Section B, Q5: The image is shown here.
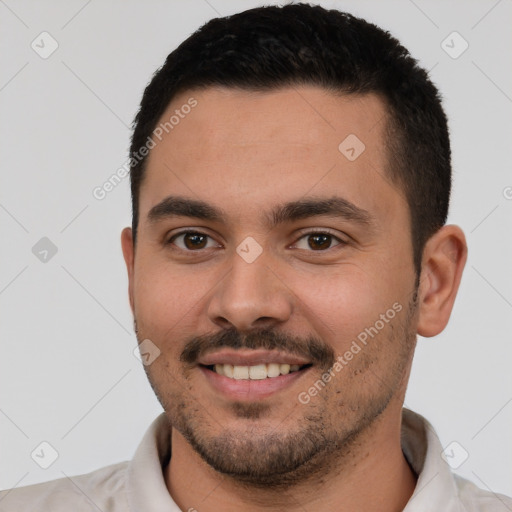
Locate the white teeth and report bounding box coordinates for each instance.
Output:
[267,363,280,378]
[224,364,234,378]
[249,364,267,380]
[212,362,305,379]
[233,365,249,380]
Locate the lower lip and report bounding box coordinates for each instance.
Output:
[200,366,311,401]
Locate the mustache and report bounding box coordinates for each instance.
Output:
[180,327,335,369]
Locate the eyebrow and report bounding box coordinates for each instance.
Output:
[147,195,373,229]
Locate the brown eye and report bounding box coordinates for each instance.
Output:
[169,231,218,251]
[308,233,332,250]
[183,233,207,249]
[294,231,343,251]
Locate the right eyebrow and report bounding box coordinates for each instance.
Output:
[147,196,226,225]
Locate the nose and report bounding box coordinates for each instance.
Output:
[206,251,294,332]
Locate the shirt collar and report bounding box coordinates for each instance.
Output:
[126,413,179,511]
[401,408,462,511]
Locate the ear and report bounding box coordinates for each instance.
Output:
[417,225,467,337]
[121,227,135,315]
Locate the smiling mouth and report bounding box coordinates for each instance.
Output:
[202,363,312,380]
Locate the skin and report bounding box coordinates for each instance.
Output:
[121,86,467,511]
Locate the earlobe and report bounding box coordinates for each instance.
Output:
[121,227,135,314]
[417,225,467,337]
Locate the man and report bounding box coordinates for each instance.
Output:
[1,3,510,511]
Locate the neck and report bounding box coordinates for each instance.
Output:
[165,404,417,512]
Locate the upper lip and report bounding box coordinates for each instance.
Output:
[198,349,311,367]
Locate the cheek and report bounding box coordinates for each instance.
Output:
[290,264,404,351]
[132,257,210,338]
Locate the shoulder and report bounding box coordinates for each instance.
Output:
[0,461,129,512]
[455,474,512,511]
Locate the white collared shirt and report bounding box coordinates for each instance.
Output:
[1,409,510,511]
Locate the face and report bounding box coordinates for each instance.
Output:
[122,86,420,486]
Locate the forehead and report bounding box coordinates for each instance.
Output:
[139,85,403,228]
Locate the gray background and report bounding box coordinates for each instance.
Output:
[1,0,511,499]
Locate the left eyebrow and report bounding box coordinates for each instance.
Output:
[266,196,373,229]
[146,195,374,229]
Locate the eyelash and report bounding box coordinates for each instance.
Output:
[166,229,347,253]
